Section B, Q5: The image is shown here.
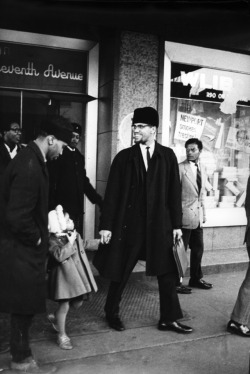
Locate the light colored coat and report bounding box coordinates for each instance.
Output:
[47,233,98,301]
[179,159,207,229]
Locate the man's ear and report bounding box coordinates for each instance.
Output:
[151,126,156,134]
[48,135,55,145]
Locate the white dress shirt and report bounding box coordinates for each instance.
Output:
[4,143,18,159]
[140,142,155,170]
[189,160,200,179]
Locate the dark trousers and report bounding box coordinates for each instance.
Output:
[104,233,183,323]
[10,314,34,363]
[182,226,204,281]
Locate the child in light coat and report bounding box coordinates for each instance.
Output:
[47,205,98,350]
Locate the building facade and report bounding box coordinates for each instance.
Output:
[1,2,250,251]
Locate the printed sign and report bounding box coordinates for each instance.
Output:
[0,42,87,93]
[200,118,220,152]
[225,126,250,153]
[174,111,206,141]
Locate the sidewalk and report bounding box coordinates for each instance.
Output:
[1,267,250,374]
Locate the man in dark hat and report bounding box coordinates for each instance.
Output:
[93,107,193,334]
[48,122,103,237]
[0,115,73,374]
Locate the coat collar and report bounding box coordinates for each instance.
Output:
[128,141,163,161]
[128,142,163,182]
[27,141,47,167]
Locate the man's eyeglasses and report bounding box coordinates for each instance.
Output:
[10,128,22,134]
[131,124,149,130]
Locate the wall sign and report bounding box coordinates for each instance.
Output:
[0,42,87,93]
[171,62,250,111]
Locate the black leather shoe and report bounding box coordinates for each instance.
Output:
[158,321,193,334]
[106,315,125,331]
[176,285,192,294]
[227,320,250,337]
[189,278,213,289]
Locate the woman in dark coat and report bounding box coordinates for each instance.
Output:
[94,106,192,334]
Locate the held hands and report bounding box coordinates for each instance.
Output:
[173,229,182,244]
[66,230,77,245]
[99,230,112,245]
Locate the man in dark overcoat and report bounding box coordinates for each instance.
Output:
[0,118,23,354]
[48,122,103,237]
[0,116,73,374]
[93,107,193,334]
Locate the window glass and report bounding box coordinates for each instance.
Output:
[0,89,21,139]
[170,63,250,210]
[0,89,86,150]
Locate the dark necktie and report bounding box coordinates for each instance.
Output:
[146,146,151,169]
[195,163,201,193]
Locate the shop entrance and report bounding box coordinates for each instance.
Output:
[0,88,95,153]
[0,31,99,239]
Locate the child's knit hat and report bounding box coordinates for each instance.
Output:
[48,205,67,234]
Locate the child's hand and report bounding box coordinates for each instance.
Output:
[67,230,77,245]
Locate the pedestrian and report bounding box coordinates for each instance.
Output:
[177,138,213,294]
[0,116,73,374]
[93,106,193,334]
[46,205,98,350]
[48,122,103,237]
[227,176,250,337]
[0,118,24,227]
[0,118,23,355]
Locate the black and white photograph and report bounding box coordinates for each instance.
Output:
[1,1,250,373]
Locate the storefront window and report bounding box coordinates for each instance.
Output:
[0,88,87,147]
[170,63,250,212]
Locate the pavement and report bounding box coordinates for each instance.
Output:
[1,248,250,374]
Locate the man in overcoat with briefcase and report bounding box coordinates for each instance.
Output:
[93,107,193,334]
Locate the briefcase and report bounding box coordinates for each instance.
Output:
[173,238,189,278]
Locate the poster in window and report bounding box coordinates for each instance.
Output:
[173,112,206,142]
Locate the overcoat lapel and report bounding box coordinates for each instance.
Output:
[200,164,206,189]
[129,144,142,184]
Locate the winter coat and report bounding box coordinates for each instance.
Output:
[47,233,98,301]
[93,142,182,282]
[48,146,103,216]
[0,141,49,314]
[0,140,23,230]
